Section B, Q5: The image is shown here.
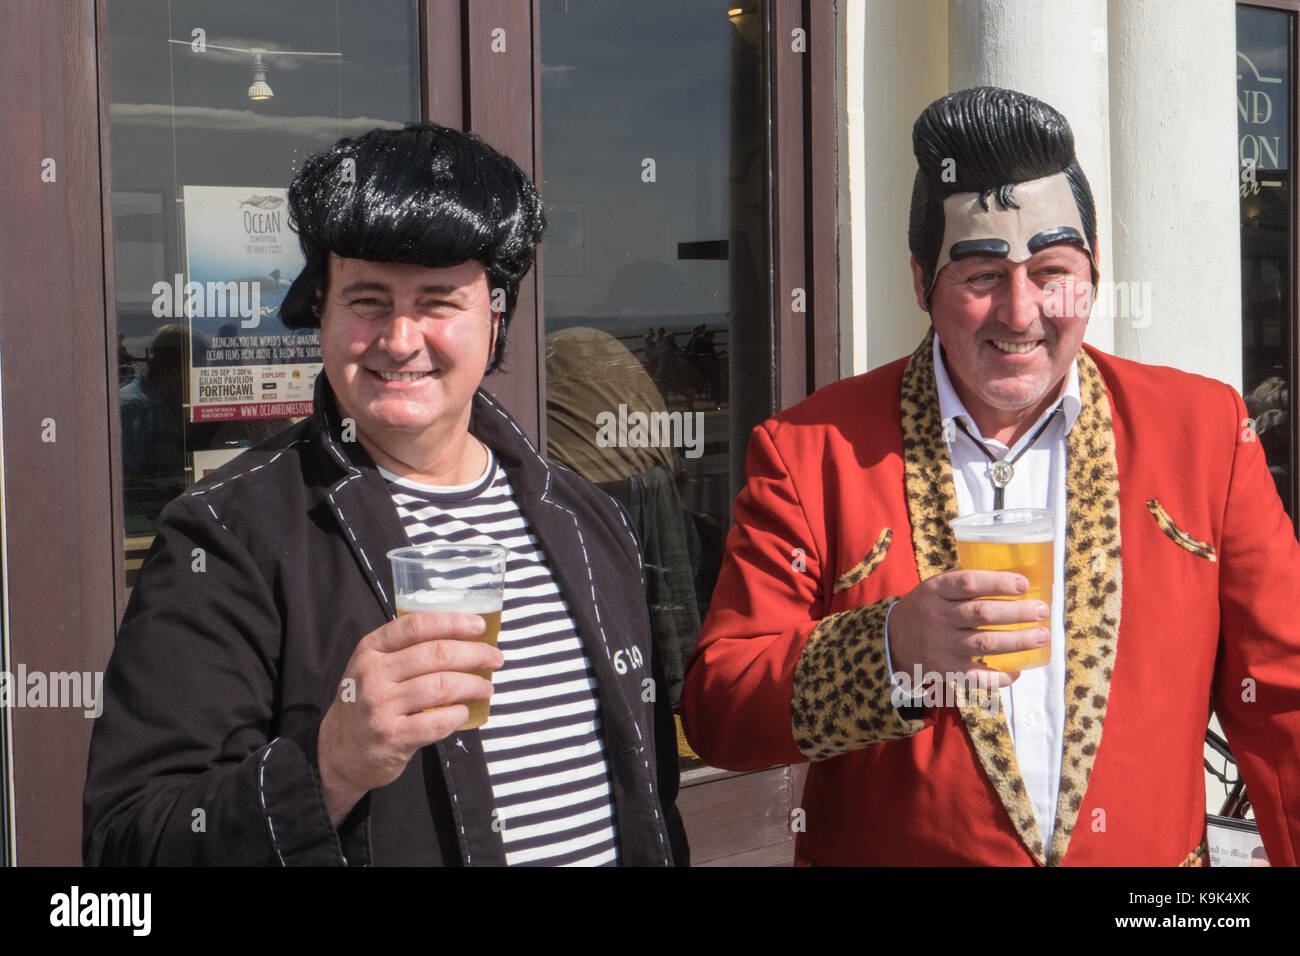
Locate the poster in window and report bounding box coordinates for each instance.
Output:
[178,185,319,423]
[1207,815,1270,867]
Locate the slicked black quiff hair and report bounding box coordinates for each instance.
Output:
[908,87,1097,303]
[280,122,545,373]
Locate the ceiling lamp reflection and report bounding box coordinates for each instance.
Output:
[248,50,273,101]
[166,38,342,104]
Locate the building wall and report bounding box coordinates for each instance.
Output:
[1109,0,1242,386]
[948,0,1116,357]
[847,0,1243,390]
[842,0,948,376]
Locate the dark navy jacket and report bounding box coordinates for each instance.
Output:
[84,376,686,866]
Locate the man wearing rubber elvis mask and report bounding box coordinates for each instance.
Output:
[682,86,1300,866]
[928,171,1096,300]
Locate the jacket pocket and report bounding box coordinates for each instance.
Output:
[833,527,893,594]
[1146,499,1216,562]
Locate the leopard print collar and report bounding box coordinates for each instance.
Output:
[900,328,1123,866]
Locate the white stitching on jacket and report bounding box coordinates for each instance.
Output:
[328,473,390,606]
[320,422,352,470]
[185,439,312,531]
[447,762,472,865]
[186,439,312,500]
[204,503,230,534]
[258,738,288,867]
[478,390,670,865]
[612,502,647,587]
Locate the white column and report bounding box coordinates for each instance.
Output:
[845,0,949,375]
[946,0,1115,355]
[1108,0,1241,388]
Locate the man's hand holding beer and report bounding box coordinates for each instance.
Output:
[317,611,505,826]
[888,569,1050,689]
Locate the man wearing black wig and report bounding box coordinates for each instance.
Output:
[682,87,1300,865]
[85,123,687,866]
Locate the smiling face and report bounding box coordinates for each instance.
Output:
[912,173,1095,444]
[318,256,496,475]
[913,243,1092,445]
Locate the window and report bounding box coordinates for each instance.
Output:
[539,0,773,759]
[106,0,421,581]
[1238,2,1298,529]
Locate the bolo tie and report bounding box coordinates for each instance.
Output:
[949,403,1063,510]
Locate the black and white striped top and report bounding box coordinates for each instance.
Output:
[380,452,620,866]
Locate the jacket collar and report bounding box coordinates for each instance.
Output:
[308,373,550,496]
[899,328,1124,866]
[932,331,1083,444]
[304,373,558,621]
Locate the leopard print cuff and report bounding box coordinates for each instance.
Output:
[792,597,926,760]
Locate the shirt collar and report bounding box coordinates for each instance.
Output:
[932,331,1082,453]
[378,448,497,497]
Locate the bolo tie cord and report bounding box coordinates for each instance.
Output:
[949,403,1063,510]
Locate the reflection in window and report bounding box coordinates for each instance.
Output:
[539,1,772,758]
[1238,4,1296,527]
[107,0,420,581]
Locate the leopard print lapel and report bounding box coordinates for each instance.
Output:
[899,329,1123,867]
[1048,343,1123,865]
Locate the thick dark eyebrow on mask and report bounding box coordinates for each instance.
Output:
[949,238,1011,261]
[1026,226,1085,254]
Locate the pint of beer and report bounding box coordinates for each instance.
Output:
[949,509,1055,672]
[388,545,507,730]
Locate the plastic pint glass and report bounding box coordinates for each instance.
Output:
[387,545,507,730]
[948,509,1055,672]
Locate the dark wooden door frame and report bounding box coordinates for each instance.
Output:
[420,0,466,127]
[803,0,840,397]
[770,0,841,409]
[463,0,545,448]
[0,0,120,866]
[772,0,811,411]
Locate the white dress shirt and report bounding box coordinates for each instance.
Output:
[885,334,1081,848]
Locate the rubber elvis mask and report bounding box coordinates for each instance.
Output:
[927,171,1097,299]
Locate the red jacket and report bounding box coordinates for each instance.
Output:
[681,332,1300,866]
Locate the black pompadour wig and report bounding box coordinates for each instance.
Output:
[280,122,545,373]
[908,87,1097,302]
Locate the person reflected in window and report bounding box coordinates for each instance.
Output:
[120,324,187,480]
[545,325,705,709]
[1246,376,1290,507]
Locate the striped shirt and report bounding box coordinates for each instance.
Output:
[381,452,620,866]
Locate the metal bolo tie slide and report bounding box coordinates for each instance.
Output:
[950,404,1063,510]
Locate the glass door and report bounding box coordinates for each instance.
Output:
[539,0,772,730]
[105,0,423,586]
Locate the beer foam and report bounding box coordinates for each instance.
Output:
[950,513,1054,543]
[396,589,502,615]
